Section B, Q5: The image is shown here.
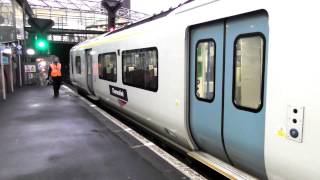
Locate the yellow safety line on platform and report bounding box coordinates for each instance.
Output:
[188,152,239,180]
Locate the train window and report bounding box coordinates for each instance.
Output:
[98,52,117,82]
[122,47,158,92]
[233,34,265,111]
[75,56,81,74]
[195,40,215,102]
[70,54,74,74]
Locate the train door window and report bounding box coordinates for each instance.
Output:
[70,54,74,74]
[195,40,215,101]
[233,34,265,111]
[122,47,158,91]
[98,52,117,82]
[75,56,81,74]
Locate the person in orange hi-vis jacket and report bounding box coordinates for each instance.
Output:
[47,57,62,97]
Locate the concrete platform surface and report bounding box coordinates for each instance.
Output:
[0,86,192,180]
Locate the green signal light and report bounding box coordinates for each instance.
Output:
[35,39,48,51]
[38,41,45,48]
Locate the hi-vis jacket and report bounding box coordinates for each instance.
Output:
[50,63,62,77]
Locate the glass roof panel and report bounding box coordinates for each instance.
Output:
[28,0,47,6]
[69,0,84,5]
[0,0,11,4]
[44,1,64,8]
[26,0,133,13]
[82,0,100,7]
[58,3,78,9]
[78,5,91,11]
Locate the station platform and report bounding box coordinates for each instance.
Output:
[0,85,204,180]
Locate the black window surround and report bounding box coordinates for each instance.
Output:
[122,47,158,92]
[98,52,117,82]
[75,56,81,74]
[194,38,216,103]
[232,32,266,113]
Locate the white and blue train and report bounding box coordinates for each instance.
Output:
[69,0,320,179]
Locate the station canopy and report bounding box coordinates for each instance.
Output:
[26,0,149,31]
[0,0,11,3]
[28,0,109,13]
[27,0,149,22]
[23,0,150,42]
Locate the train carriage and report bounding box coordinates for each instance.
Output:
[70,0,320,179]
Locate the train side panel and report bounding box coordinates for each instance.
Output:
[90,22,191,149]
[264,1,320,180]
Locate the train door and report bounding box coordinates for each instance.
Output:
[189,21,229,162]
[189,11,268,178]
[223,13,268,178]
[85,49,95,95]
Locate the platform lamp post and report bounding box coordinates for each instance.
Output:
[0,48,5,100]
[101,0,122,32]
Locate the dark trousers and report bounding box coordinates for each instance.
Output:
[52,77,62,96]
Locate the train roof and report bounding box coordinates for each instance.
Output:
[71,0,194,51]
[105,0,194,37]
[71,0,273,51]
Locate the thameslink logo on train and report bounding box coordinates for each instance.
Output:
[112,88,124,97]
[109,85,128,102]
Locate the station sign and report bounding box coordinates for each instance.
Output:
[17,45,22,50]
[25,65,36,73]
[1,56,9,65]
[17,45,23,55]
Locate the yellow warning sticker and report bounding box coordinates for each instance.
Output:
[277,128,286,138]
[175,100,180,107]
